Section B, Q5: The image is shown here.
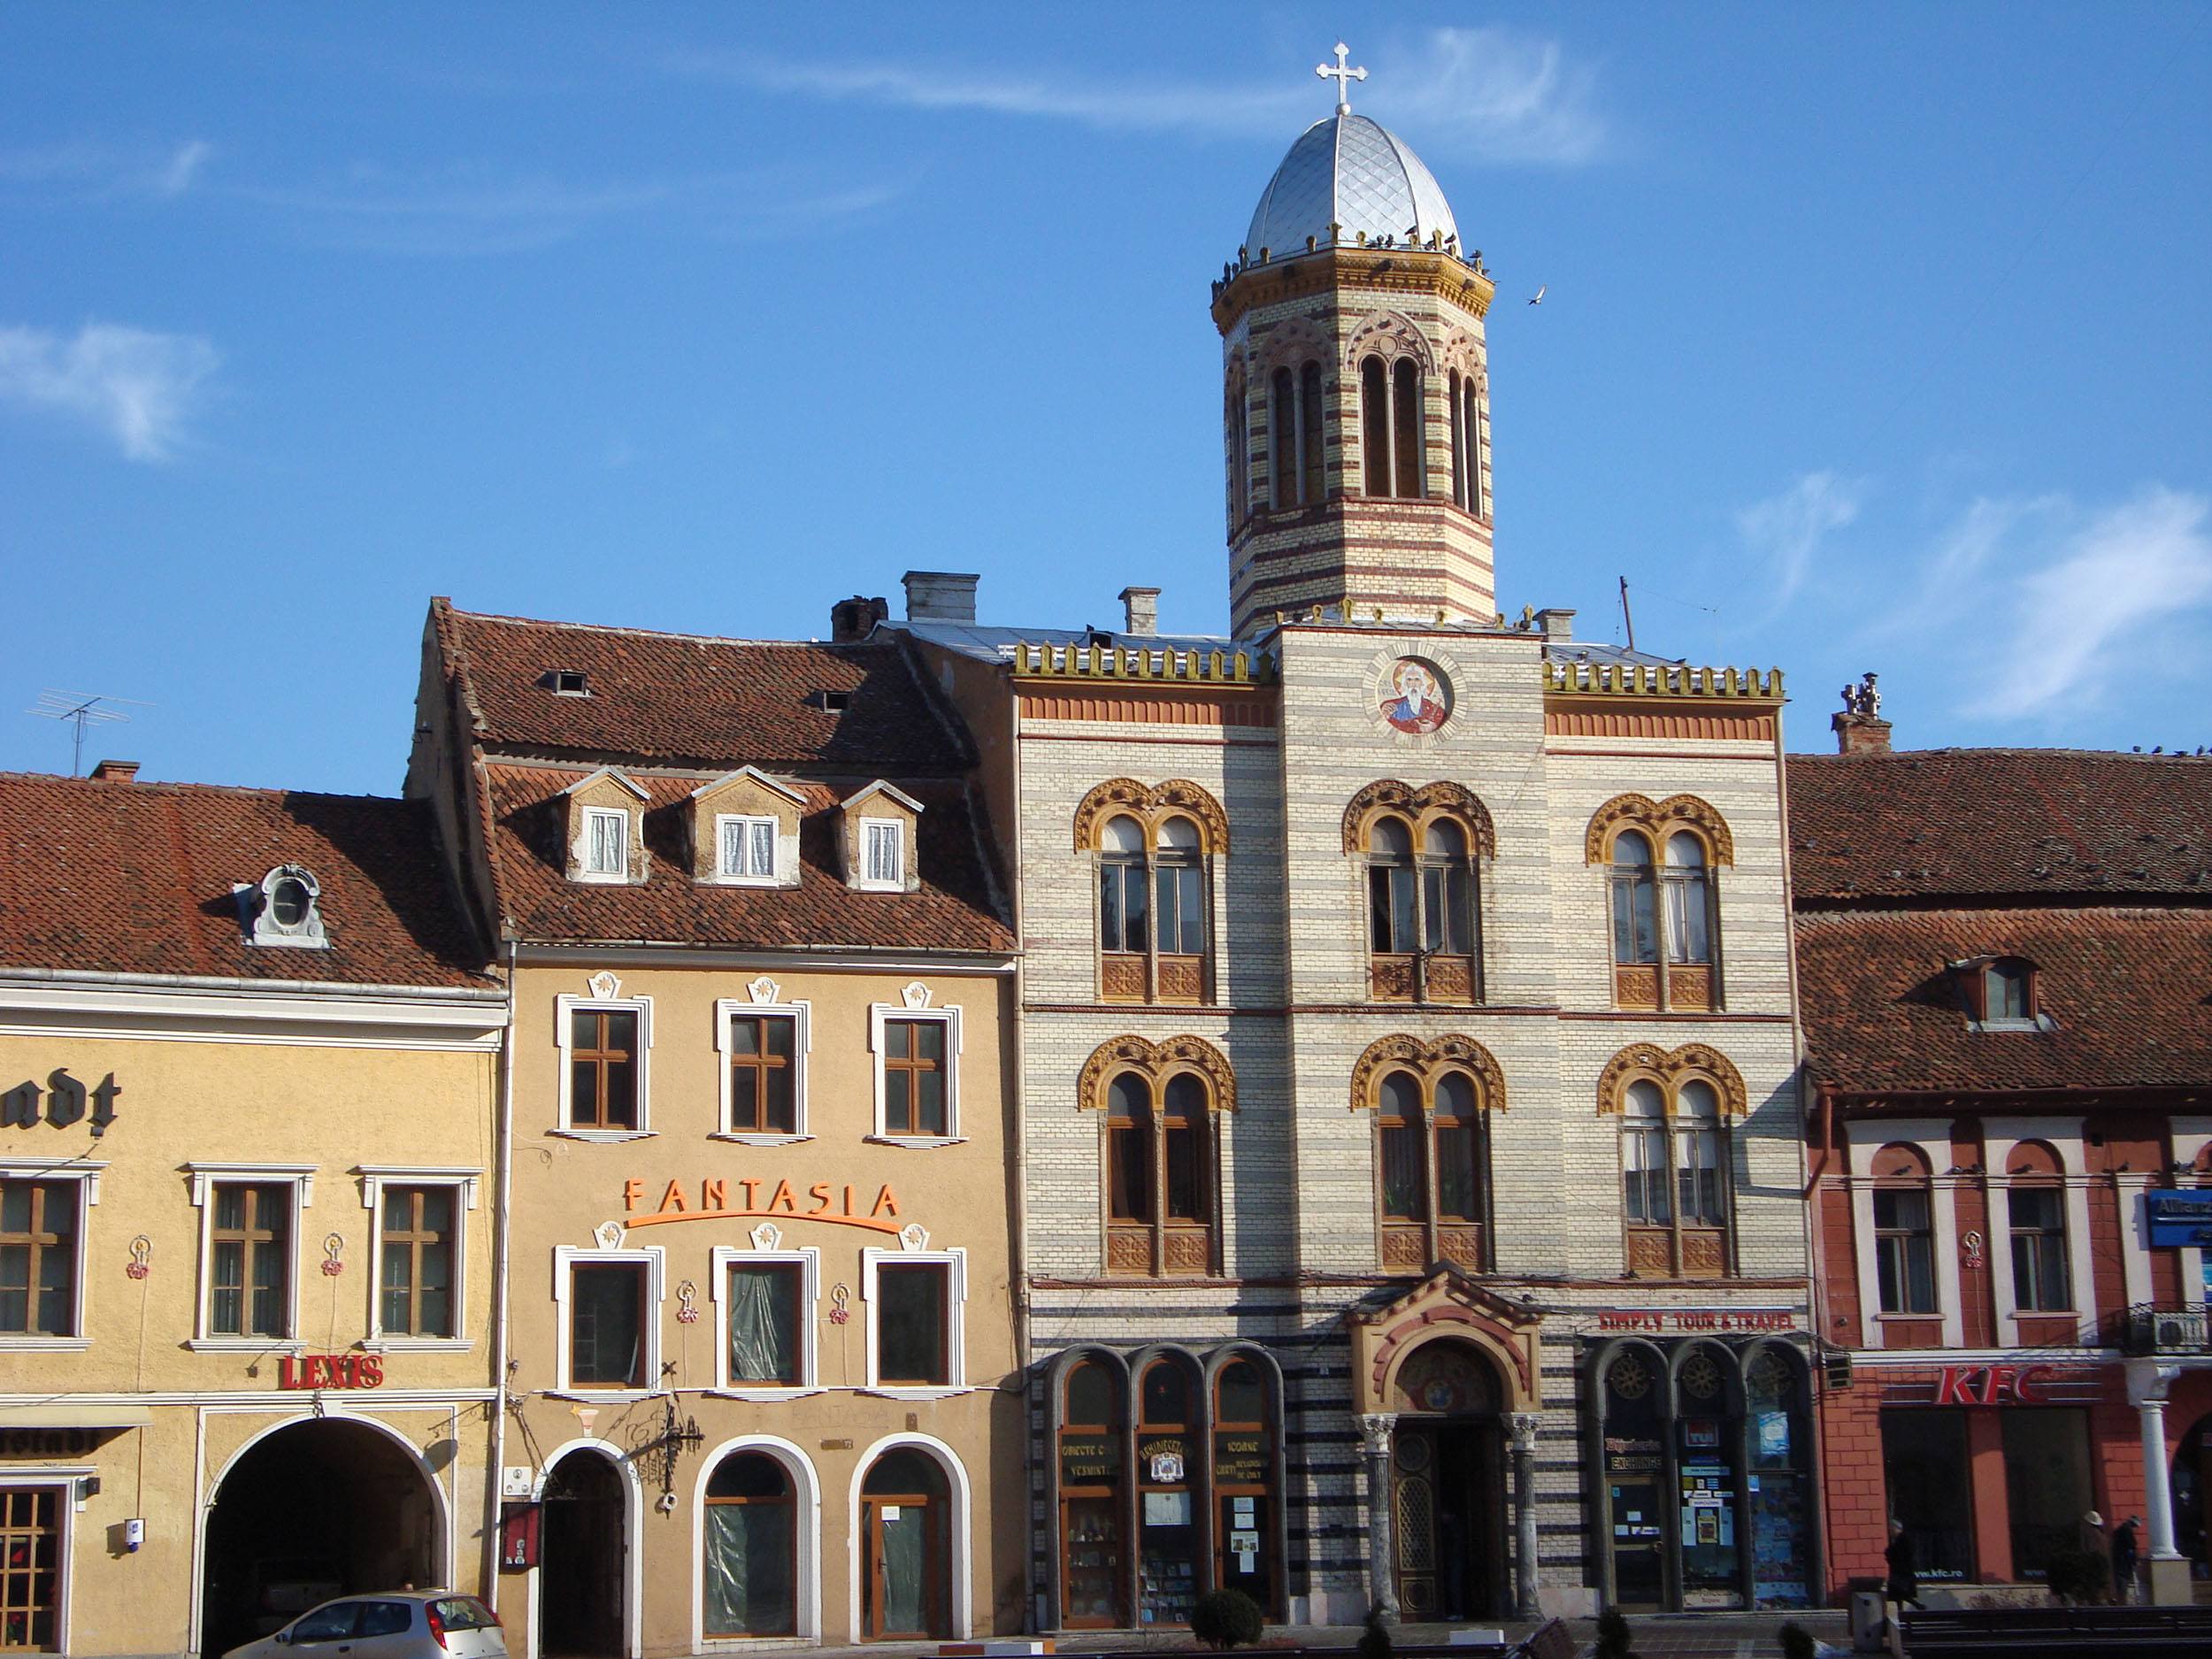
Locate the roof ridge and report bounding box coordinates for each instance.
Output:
[446,604,882,653]
[0,772,422,806]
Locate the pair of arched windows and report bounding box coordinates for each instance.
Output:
[1447,367,1483,516]
[1589,795,1732,1011]
[1374,1067,1490,1272]
[1087,1035,1233,1279]
[1360,354,1424,498]
[1268,362,1326,510]
[1080,782,1226,1006]
[1350,787,1491,1003]
[1604,1044,1744,1279]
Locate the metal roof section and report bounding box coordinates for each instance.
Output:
[1244,113,1460,259]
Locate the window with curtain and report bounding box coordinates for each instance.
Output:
[1617,1066,1737,1278]
[864,819,903,887]
[703,1453,796,1637]
[583,807,628,878]
[1674,1081,1724,1225]
[1154,818,1206,956]
[1094,806,1212,1003]
[1874,1185,1938,1315]
[1099,814,1149,956]
[1610,832,1658,966]
[1663,833,1712,964]
[1599,807,1729,1011]
[569,1261,646,1387]
[726,1262,802,1386]
[1102,1064,1217,1277]
[0,1180,75,1337]
[378,1184,455,1338]
[1621,1082,1670,1228]
[718,815,777,880]
[876,1262,951,1385]
[1361,356,1391,495]
[2009,1187,2071,1310]
[1391,359,1423,498]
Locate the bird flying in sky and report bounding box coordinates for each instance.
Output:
[1529,284,1546,305]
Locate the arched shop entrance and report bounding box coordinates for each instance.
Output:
[539,1448,628,1657]
[1591,1337,1817,1611]
[1388,1341,1509,1620]
[199,1417,442,1657]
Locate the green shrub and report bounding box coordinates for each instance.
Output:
[1355,1605,1394,1659]
[1191,1587,1264,1649]
[1778,1622,1817,1659]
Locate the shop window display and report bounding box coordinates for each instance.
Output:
[1137,1359,1201,1626]
[1878,1410,1974,1580]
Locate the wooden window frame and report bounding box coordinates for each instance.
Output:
[868,1001,963,1145]
[1102,1069,1219,1279]
[0,1480,70,1653]
[553,1243,664,1397]
[0,1164,99,1352]
[554,992,654,1141]
[861,1248,966,1395]
[358,1166,478,1348]
[1362,811,1482,1005]
[1604,824,1724,1012]
[1613,1076,1736,1280]
[1369,1067,1492,1274]
[2007,1184,2072,1312]
[1055,1358,1129,1631]
[1209,1356,1284,1622]
[713,997,811,1143]
[708,1245,819,1395]
[1872,1181,1939,1316]
[185,1164,311,1350]
[1094,812,1214,1007]
[700,1450,800,1640]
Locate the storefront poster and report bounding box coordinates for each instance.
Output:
[1755,1410,1789,1462]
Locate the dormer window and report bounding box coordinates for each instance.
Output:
[817,689,850,713]
[583,808,629,879]
[718,815,777,882]
[547,670,590,696]
[1955,955,2044,1030]
[240,864,328,949]
[863,820,903,889]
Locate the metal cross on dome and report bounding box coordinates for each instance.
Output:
[1317,42,1366,114]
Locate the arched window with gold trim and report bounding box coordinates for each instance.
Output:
[1350,784,1489,1004]
[1354,1036,1500,1273]
[1076,781,1226,1006]
[1082,1035,1233,1279]
[1600,1043,1745,1279]
[1586,795,1732,1011]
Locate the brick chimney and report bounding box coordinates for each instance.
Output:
[1832,672,1892,755]
[89,759,141,783]
[1534,607,1575,641]
[902,571,979,624]
[829,595,888,643]
[1119,586,1161,637]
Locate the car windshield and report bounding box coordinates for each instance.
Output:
[289,1604,359,1643]
[432,1597,498,1631]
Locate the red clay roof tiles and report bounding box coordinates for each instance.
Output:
[0,772,490,988]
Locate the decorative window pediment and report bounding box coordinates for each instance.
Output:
[562,769,649,884]
[841,780,924,892]
[237,864,329,949]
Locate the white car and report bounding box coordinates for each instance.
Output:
[223,1591,505,1659]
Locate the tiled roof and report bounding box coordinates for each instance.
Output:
[1796,907,2212,1095]
[482,765,1012,954]
[0,773,491,989]
[1788,749,2212,903]
[440,603,970,772]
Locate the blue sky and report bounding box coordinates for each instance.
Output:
[3,5,2208,792]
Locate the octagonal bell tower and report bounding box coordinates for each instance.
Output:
[1214,47,1498,639]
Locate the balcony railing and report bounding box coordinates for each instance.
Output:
[2123,1302,2212,1357]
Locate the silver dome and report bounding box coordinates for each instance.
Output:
[1244,113,1458,257]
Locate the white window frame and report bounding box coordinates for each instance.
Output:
[185,1164,314,1351]
[859,1246,968,1398]
[713,997,811,1145]
[580,805,632,882]
[708,1243,822,1398]
[0,1160,103,1352]
[714,813,780,886]
[357,1166,480,1350]
[552,1242,665,1400]
[867,1000,963,1146]
[1845,1122,1963,1350]
[857,818,904,891]
[1984,1116,2096,1346]
[555,991,655,1141]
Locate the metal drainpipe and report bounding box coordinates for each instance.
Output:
[483,937,518,1608]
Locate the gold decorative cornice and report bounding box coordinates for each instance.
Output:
[1077,1033,1237,1115]
[1596,1041,1750,1120]
[1010,641,1275,686]
[1544,660,1785,703]
[1348,1033,1507,1114]
[1584,792,1736,866]
[1071,778,1230,854]
[1214,248,1495,334]
[1340,780,1496,857]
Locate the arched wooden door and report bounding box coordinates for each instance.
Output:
[860,1448,950,1640]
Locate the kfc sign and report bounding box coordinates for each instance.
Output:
[1933,1363,2051,1406]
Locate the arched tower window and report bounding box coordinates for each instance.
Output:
[1392,359,1423,499]
[1225,375,1250,527]
[1463,375,1484,517]
[1360,356,1391,495]
[1299,361,1325,500]
[1269,367,1297,511]
[1083,1034,1233,1279]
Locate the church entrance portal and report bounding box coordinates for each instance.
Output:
[199,1418,441,1658]
[1389,1342,1508,1621]
[539,1449,626,1657]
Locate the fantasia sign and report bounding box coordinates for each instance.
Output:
[621,1177,906,1233]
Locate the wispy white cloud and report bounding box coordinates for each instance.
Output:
[0,137,216,198]
[1735,470,1865,612]
[0,322,220,461]
[671,27,1609,165]
[1957,487,2212,718]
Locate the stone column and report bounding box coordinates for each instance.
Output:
[1508,1412,1540,1621]
[2126,1358,2190,1605]
[1359,1413,1400,1624]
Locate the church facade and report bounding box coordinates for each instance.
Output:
[885,68,1823,1624]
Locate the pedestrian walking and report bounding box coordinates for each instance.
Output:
[2111,1515,2141,1604]
[1885,1518,1921,1612]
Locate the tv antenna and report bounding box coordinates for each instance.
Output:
[27,690,152,777]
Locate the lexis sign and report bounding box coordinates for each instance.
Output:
[1934,1363,2054,1406]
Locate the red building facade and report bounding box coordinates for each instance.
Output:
[1793,709,2212,1605]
